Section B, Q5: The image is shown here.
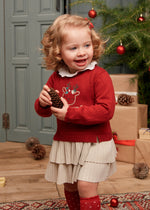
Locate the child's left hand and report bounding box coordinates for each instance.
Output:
[51,97,69,121]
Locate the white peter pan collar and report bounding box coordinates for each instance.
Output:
[58,61,97,78]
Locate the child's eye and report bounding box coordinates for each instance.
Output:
[70,47,77,50]
[85,44,90,48]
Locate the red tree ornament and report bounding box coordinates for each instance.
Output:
[137,14,145,22]
[88,8,97,18]
[110,198,119,207]
[116,43,125,55]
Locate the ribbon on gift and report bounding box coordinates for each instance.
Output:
[114,139,136,146]
[115,91,137,96]
[112,132,136,146]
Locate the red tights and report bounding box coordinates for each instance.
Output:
[64,190,80,210]
[80,195,101,210]
[64,190,101,210]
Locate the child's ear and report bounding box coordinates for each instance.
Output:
[55,45,62,59]
[56,53,62,61]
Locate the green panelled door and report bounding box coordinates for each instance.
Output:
[3,0,65,144]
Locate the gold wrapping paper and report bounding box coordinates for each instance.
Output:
[116,143,135,163]
[139,128,150,140]
[110,74,138,92]
[135,139,150,167]
[110,104,148,140]
[110,74,138,104]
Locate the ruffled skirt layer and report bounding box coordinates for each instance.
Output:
[45,139,117,185]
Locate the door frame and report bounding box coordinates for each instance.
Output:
[0,0,6,142]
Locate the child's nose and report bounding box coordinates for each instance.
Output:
[77,48,85,56]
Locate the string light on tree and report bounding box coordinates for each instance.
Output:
[116,41,125,55]
[137,14,145,22]
[88,8,97,18]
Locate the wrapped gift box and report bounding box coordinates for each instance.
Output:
[135,139,150,167]
[139,128,150,140]
[116,143,135,163]
[110,74,138,92]
[110,104,148,140]
[110,74,138,104]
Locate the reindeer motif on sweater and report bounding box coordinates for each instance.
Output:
[62,82,80,105]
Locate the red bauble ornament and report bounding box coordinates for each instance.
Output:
[110,198,119,207]
[88,8,97,18]
[137,14,145,22]
[116,43,125,55]
[149,67,150,72]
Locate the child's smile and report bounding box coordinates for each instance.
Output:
[60,27,93,74]
[74,58,88,67]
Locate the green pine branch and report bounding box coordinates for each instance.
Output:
[72,0,150,124]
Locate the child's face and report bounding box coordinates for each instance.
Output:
[60,27,93,73]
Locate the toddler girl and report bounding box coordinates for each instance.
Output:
[35,14,117,210]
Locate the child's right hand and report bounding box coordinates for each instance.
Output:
[39,85,52,107]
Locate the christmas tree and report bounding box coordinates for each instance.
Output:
[71,0,150,126]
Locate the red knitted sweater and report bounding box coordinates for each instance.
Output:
[34,65,115,143]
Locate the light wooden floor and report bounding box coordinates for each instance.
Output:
[0,141,150,203]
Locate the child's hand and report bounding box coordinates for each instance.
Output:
[39,85,52,107]
[51,97,69,121]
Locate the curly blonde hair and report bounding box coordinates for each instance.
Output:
[41,14,105,71]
